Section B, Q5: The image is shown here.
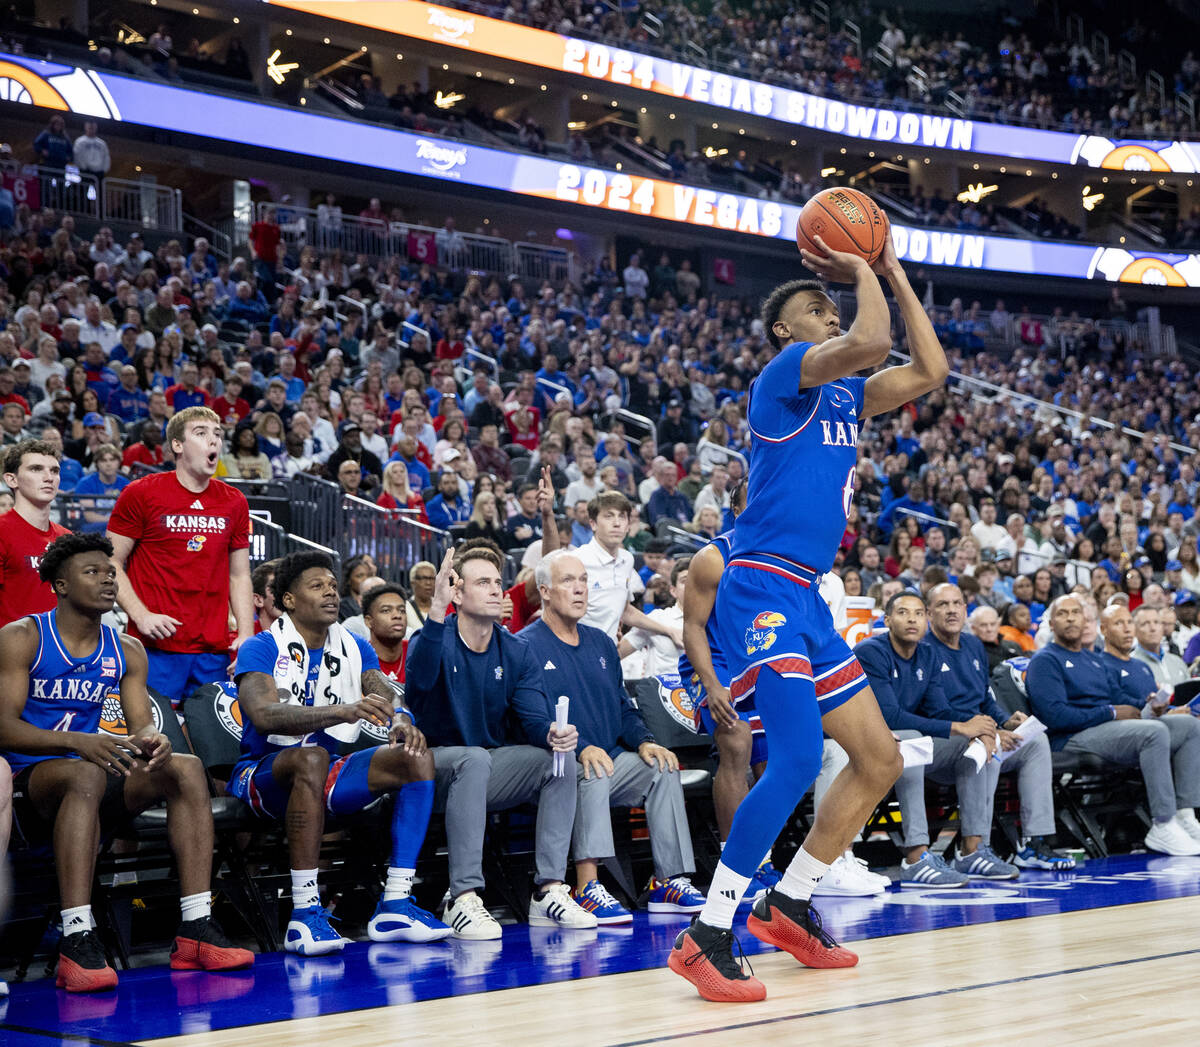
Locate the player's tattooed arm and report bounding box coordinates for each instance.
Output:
[237,671,363,735]
[361,668,413,723]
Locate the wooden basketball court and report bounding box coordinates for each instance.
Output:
[5,853,1199,1046]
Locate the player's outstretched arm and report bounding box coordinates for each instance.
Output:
[861,230,949,419]
[228,547,255,652]
[798,235,892,389]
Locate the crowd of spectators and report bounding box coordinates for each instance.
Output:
[3,164,1200,686]
[474,0,1198,139]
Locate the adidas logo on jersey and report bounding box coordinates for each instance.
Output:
[190,499,204,509]
[941,662,951,672]
[544,660,556,670]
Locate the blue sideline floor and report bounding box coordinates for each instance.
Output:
[3,853,1200,1045]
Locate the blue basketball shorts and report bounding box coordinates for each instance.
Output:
[714,553,868,717]
[228,744,374,820]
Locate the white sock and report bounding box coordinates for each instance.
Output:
[62,905,91,936]
[180,891,211,922]
[776,847,831,902]
[291,868,320,910]
[697,863,752,930]
[382,866,415,902]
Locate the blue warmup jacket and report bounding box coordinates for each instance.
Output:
[922,631,1008,724]
[519,619,652,758]
[855,634,956,738]
[405,615,553,749]
[1025,643,1118,750]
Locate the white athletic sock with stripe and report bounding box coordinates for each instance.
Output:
[383,867,415,902]
[180,891,212,922]
[62,905,91,936]
[291,869,320,910]
[697,863,752,930]
[775,847,830,902]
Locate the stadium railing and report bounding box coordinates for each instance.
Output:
[254,202,575,285]
[287,473,454,576]
[1,158,183,233]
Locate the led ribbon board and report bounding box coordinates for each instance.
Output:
[2,51,1198,285]
[267,0,1200,173]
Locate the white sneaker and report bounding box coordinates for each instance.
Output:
[845,850,892,891]
[528,882,599,929]
[1175,809,1200,844]
[1145,818,1200,856]
[812,853,887,897]
[444,891,503,940]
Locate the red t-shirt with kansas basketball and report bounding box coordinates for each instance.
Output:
[0,509,70,626]
[107,471,250,654]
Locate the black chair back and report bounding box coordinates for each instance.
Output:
[99,687,189,754]
[182,682,246,776]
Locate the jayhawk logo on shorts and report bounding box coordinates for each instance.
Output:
[744,611,786,655]
[186,534,207,552]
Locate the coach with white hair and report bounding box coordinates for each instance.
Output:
[519,549,702,923]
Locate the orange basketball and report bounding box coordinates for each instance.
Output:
[796,187,888,266]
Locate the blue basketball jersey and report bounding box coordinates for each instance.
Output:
[732,341,867,573]
[5,610,127,772]
[678,529,734,688]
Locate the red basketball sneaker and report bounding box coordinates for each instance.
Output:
[668,919,767,1002]
[170,917,256,971]
[747,890,858,969]
[56,930,119,993]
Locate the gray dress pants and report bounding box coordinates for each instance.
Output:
[571,750,695,880]
[893,731,1000,848]
[433,744,576,897]
[1064,715,1200,823]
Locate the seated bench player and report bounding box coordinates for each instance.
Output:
[0,533,254,992]
[363,583,409,682]
[231,551,450,954]
[521,549,704,923]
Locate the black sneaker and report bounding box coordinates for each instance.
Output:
[667,918,766,1002]
[56,930,118,992]
[747,890,858,968]
[171,916,255,971]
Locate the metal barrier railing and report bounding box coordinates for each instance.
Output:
[249,513,340,572]
[102,177,183,231]
[1,160,183,232]
[255,202,583,287]
[340,495,453,579]
[514,241,575,286]
[53,491,118,533]
[288,472,344,553]
[286,473,453,581]
[35,167,102,221]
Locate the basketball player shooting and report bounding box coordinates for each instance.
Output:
[669,212,949,1001]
